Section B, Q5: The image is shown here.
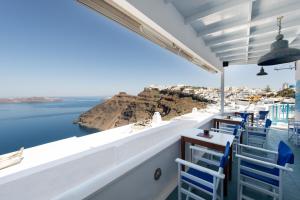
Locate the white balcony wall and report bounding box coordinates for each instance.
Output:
[0,112,216,200]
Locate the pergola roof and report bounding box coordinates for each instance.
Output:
[168,0,300,65]
[78,0,300,71]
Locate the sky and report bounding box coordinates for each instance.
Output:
[0,0,295,97]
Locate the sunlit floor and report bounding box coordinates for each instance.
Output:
[167,129,300,200]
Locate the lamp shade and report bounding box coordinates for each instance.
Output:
[258,34,300,66]
[257,67,268,76]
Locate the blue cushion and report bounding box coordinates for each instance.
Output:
[241,161,279,186]
[277,141,294,166]
[219,142,230,168]
[265,119,272,128]
[182,168,213,192]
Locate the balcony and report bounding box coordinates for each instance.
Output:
[0,110,299,200]
[1,0,299,199]
[166,127,300,200]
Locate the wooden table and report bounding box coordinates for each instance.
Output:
[213,116,244,143]
[212,116,243,129]
[180,129,235,196]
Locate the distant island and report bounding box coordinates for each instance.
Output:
[0,97,63,103]
[76,86,213,131]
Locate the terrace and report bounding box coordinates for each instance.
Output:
[0,110,298,200]
[1,0,300,200]
[166,128,300,200]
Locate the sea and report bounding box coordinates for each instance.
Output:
[0,97,103,155]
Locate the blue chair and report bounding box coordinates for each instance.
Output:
[211,125,242,153]
[258,111,269,120]
[254,111,269,125]
[175,142,230,200]
[245,119,272,148]
[236,141,294,200]
[290,120,300,145]
[239,112,250,123]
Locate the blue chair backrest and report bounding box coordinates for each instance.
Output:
[240,120,246,128]
[239,112,249,122]
[259,111,269,120]
[265,119,272,128]
[219,142,230,169]
[233,125,240,136]
[277,141,294,166]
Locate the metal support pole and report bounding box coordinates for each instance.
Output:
[221,69,225,114]
[296,61,300,121]
[287,104,289,120]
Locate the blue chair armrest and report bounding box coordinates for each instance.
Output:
[236,154,293,172]
[175,158,225,179]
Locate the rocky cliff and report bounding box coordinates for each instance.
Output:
[76,86,214,131]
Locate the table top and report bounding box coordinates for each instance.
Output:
[234,112,254,114]
[214,116,243,122]
[180,128,235,147]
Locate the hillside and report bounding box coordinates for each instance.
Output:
[76,86,213,130]
[276,88,295,98]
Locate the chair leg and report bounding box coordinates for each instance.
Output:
[237,160,241,200]
[279,187,283,200]
[279,173,283,200]
[272,188,276,200]
[178,164,182,200]
[240,182,244,200]
[292,133,296,145]
[178,186,181,200]
[220,180,224,200]
[185,186,191,200]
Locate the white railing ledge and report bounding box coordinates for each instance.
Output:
[0,112,217,200]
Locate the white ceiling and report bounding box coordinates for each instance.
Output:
[166,0,300,65]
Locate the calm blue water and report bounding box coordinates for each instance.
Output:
[0,97,103,154]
